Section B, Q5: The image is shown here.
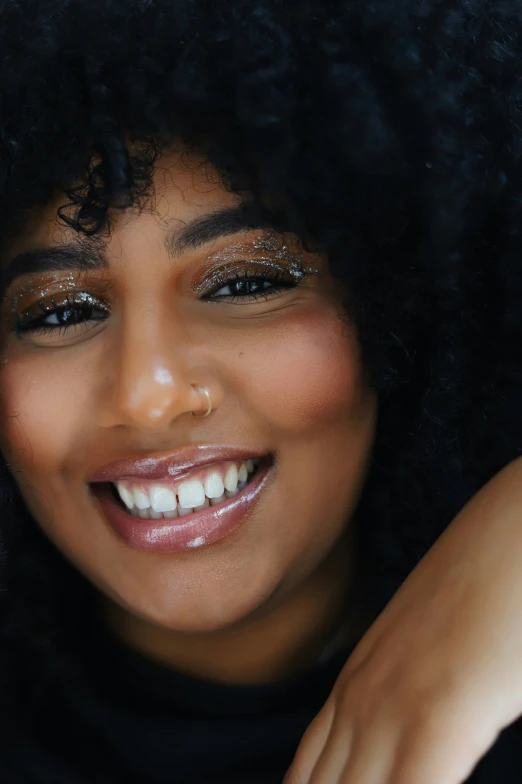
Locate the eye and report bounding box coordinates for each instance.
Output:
[14,294,109,336]
[206,271,300,301]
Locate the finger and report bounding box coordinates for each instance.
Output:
[336,724,396,784]
[306,735,353,784]
[283,698,336,784]
[305,711,355,784]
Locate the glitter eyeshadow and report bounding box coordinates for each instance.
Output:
[191,230,320,295]
[8,272,111,318]
[7,274,112,335]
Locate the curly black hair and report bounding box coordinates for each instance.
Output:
[1,0,522,740]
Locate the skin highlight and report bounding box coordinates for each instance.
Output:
[0,151,377,684]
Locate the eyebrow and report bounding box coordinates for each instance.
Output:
[165,206,260,256]
[0,206,262,299]
[0,245,106,297]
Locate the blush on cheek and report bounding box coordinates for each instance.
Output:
[242,308,363,432]
[0,356,86,485]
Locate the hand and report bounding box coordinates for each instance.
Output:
[283,457,522,784]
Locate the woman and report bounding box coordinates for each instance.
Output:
[2,1,522,782]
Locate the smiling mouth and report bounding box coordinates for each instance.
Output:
[103,455,271,521]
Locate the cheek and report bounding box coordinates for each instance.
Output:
[0,355,89,483]
[235,307,363,432]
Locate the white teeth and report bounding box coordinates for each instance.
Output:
[115,456,262,519]
[178,479,205,509]
[224,464,238,492]
[150,485,177,513]
[225,488,238,499]
[133,488,151,510]
[117,484,135,510]
[204,471,225,499]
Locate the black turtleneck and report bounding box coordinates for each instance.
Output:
[5,618,522,784]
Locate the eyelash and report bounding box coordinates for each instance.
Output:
[14,294,109,337]
[203,270,299,302]
[13,270,302,335]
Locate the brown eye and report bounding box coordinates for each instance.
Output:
[14,293,109,336]
[206,271,299,300]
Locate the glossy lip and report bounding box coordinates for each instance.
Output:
[89,445,268,483]
[92,461,272,553]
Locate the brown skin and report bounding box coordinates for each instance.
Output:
[0,151,377,684]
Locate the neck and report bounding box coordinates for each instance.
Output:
[100,531,363,686]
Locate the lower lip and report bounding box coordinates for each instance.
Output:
[92,464,272,553]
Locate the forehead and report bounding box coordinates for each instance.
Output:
[4,150,241,261]
[0,150,281,302]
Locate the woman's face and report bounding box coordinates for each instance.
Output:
[0,151,377,633]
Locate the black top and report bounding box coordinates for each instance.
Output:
[5,620,522,784]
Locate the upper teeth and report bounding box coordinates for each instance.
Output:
[114,459,258,515]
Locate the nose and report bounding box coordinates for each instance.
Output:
[97,308,210,431]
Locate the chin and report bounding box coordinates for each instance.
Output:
[114,575,277,635]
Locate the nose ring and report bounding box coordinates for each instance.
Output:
[191,385,213,418]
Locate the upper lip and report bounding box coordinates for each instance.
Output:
[89,445,267,483]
